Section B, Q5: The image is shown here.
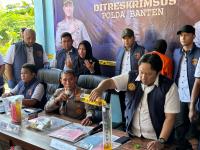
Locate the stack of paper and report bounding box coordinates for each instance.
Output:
[48,123,94,143]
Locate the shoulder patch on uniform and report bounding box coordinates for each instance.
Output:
[127,82,136,91]
[192,58,198,65]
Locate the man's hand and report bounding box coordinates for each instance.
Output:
[54,92,70,104]
[2,93,12,98]
[89,88,103,102]
[81,117,92,126]
[189,105,198,122]
[147,140,164,150]
[65,57,73,69]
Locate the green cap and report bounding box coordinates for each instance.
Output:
[121,28,134,38]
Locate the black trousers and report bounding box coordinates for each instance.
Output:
[118,91,126,123]
[0,88,4,96]
[175,102,200,149]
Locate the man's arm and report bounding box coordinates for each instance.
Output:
[23,99,38,107]
[5,64,16,88]
[89,78,117,101]
[0,64,5,77]
[159,113,176,140]
[147,113,176,150]
[189,78,200,122]
[5,64,13,80]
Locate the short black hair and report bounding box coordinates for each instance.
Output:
[22,63,37,74]
[138,53,163,73]
[61,32,72,40]
[154,39,167,54]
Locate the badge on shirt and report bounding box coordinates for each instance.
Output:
[35,51,43,57]
[75,108,82,114]
[127,83,136,91]
[134,53,141,60]
[28,89,33,96]
[192,58,198,65]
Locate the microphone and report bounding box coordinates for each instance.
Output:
[65,89,72,97]
[60,89,72,115]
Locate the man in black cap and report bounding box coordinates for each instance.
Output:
[115,28,145,128]
[173,25,200,149]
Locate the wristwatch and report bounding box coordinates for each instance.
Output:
[157,138,166,144]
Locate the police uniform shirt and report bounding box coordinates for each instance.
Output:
[177,52,190,102]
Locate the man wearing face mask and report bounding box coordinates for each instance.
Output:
[4,28,49,89]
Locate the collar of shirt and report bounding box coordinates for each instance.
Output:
[26,46,33,51]
[135,75,159,91]
[65,49,73,54]
[182,48,191,56]
[124,47,131,51]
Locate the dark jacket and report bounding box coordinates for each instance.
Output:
[173,44,200,93]
[72,40,101,77]
[115,42,145,75]
[56,47,77,70]
[72,56,101,77]
[16,78,47,109]
[125,71,174,143]
[13,41,44,83]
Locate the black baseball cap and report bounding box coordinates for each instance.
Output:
[177,25,195,35]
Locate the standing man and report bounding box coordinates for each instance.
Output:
[189,58,200,150]
[4,28,49,89]
[189,57,200,120]
[55,0,91,49]
[52,32,77,70]
[115,28,145,76]
[115,28,145,125]
[173,25,200,149]
[90,53,180,149]
[151,39,173,79]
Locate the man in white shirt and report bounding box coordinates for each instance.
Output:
[4,28,48,89]
[115,28,145,126]
[89,53,180,150]
[173,25,200,149]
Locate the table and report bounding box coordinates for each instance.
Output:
[0,113,176,150]
[115,134,176,150]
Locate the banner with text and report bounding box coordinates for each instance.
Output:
[53,0,200,63]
